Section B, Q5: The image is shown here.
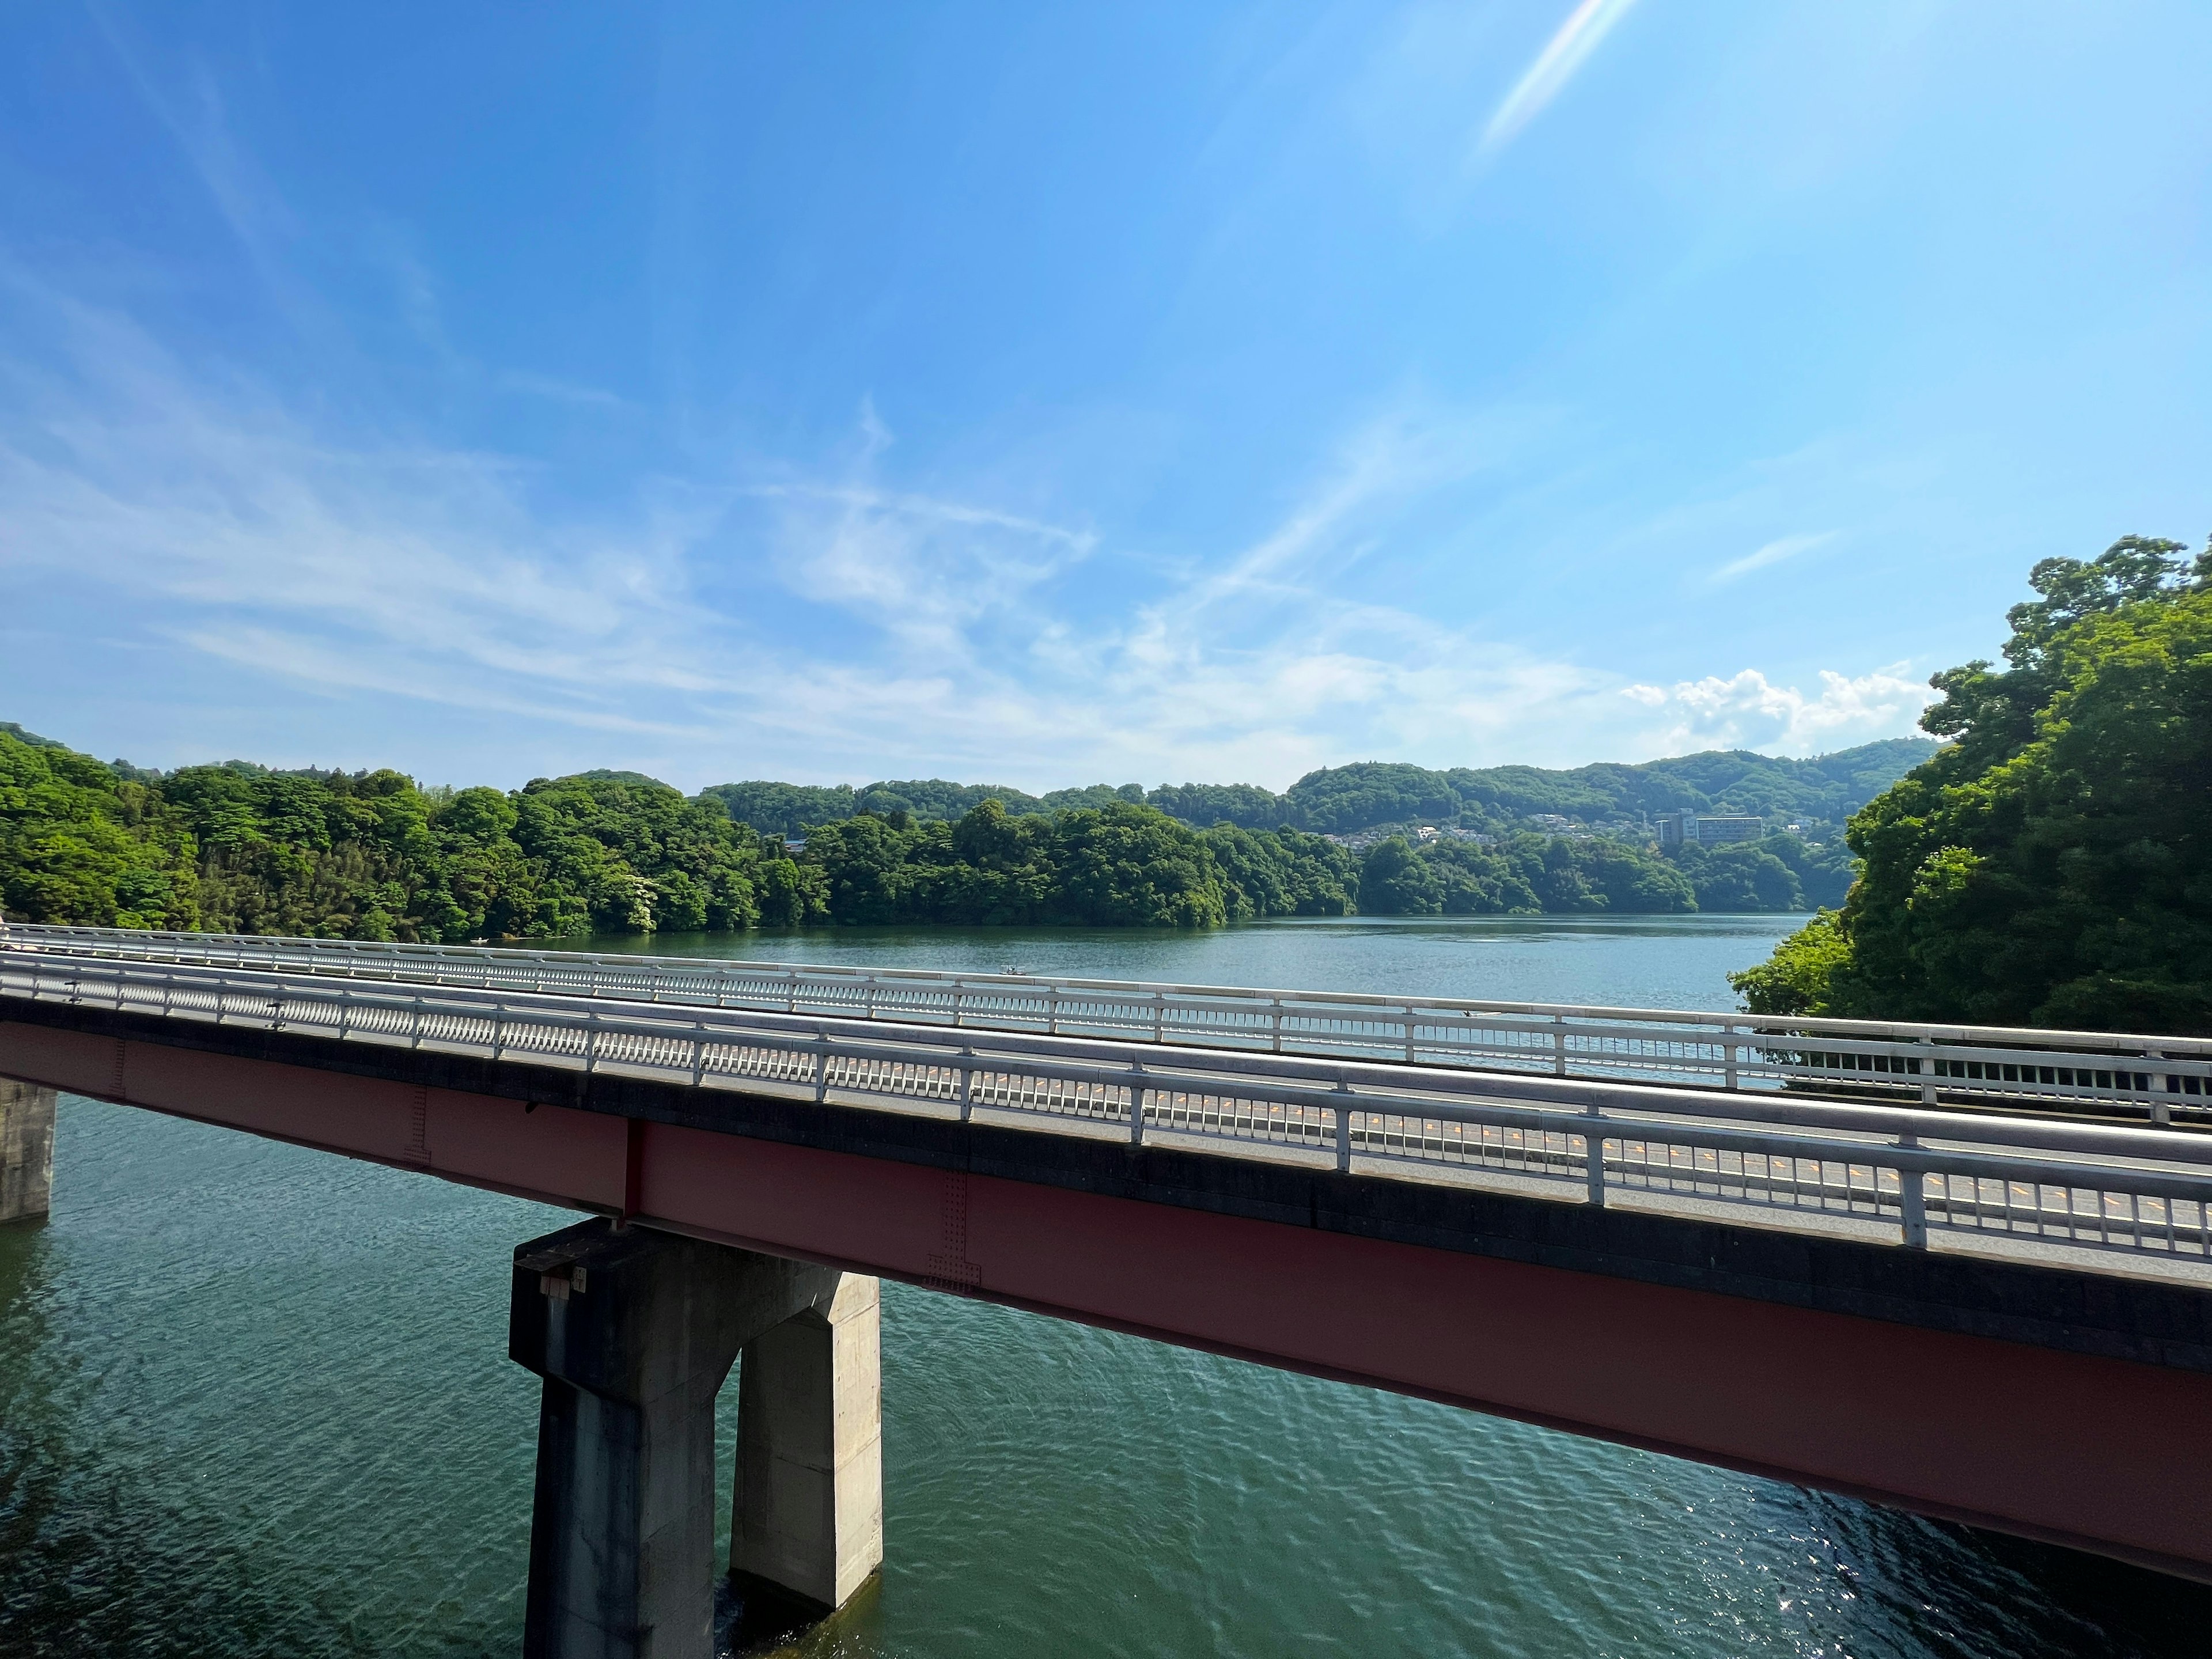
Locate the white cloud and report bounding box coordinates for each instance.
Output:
[1475,0,1642,162]
[0,272,1932,791]
[1621,664,1934,754]
[1710,530,1836,584]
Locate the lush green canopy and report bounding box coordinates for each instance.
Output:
[1733,537,2212,1033]
[798,800,1355,927]
[702,741,1932,839]
[0,735,819,941]
[5,723,1856,941]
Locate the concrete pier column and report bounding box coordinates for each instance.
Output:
[732,1274,884,1615]
[0,1082,55,1225]
[508,1219,882,1659]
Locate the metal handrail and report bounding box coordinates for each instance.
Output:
[9,948,2212,1269]
[5,921,2211,1120]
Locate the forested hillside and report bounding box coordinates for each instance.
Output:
[704,740,1934,838]
[0,731,824,939]
[4,721,1873,940]
[0,730,1359,937]
[1733,537,2212,1032]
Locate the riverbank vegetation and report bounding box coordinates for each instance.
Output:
[1732,537,2212,1033]
[3,721,1904,940]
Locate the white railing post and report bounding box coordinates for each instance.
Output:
[1046,986,1059,1036]
[1153,993,1165,1044]
[959,1051,975,1122]
[690,1022,707,1088]
[1723,1025,1740,1091]
[815,1039,832,1103]
[1897,1131,1928,1247]
[1584,1097,1607,1207]
[1270,1000,1283,1054]
[411,995,425,1050]
[1128,1064,1146,1146]
[1335,1082,1353,1173]
[953,983,966,1028]
[1919,1036,1938,1105]
[1552,1014,1568,1077]
[786,968,798,1014]
[584,1013,599,1074]
[1404,1009,1416,1066]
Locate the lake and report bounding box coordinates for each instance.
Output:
[2,915,2203,1657]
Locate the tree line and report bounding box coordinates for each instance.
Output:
[702,740,1934,839]
[2,726,1846,940]
[1732,536,2212,1033]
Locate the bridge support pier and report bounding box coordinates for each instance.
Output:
[509,1219,882,1659]
[731,1274,883,1616]
[0,1081,54,1225]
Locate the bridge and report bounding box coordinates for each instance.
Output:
[5,922,2212,1655]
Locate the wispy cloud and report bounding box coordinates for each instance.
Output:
[1710,529,1836,584]
[0,269,1929,787]
[1475,0,1641,161]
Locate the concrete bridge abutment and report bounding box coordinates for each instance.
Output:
[509,1218,882,1659]
[0,1080,54,1224]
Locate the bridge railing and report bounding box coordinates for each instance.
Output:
[6,921,2212,1120]
[9,948,2212,1272]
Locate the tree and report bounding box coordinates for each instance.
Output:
[1732,537,2212,1032]
[1357,838,1444,915]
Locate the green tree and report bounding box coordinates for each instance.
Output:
[1732,537,2212,1031]
[1046,802,1226,927]
[1357,838,1444,915]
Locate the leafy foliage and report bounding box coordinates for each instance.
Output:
[0,733,816,941]
[1164,740,1933,835]
[798,800,1355,927]
[7,719,1865,941]
[1731,537,2212,1032]
[701,741,1932,839]
[1356,834,1696,915]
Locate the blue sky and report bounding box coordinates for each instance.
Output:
[2,2,2207,791]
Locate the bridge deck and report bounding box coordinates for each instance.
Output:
[5,930,2211,1581]
[13,921,2212,1120]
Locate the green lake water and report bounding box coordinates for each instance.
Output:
[2,915,2205,1657]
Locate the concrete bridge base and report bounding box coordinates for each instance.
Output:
[1,1081,54,1224]
[732,1274,884,1616]
[509,1219,882,1659]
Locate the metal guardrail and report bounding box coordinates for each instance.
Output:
[6,922,2211,1121]
[7,944,2212,1273]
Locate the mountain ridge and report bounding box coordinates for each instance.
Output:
[700,738,1941,838]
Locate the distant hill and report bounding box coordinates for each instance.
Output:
[700,739,1941,837]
